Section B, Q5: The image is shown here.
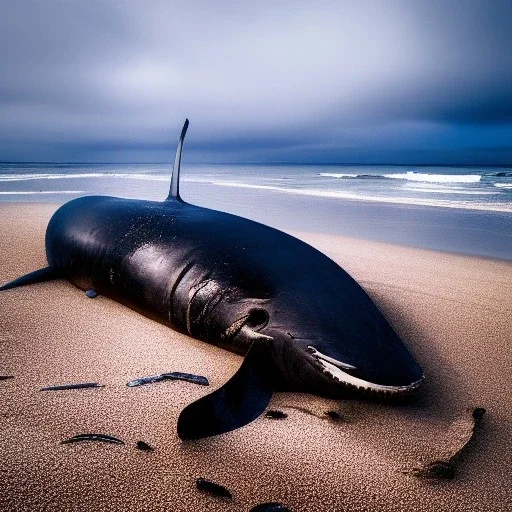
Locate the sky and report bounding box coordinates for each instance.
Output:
[1,0,511,165]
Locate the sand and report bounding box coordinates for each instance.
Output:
[0,202,511,511]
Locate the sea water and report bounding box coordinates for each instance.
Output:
[0,163,511,259]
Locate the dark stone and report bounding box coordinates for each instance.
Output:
[250,503,291,512]
[325,410,342,420]
[265,410,288,419]
[195,478,232,498]
[136,441,154,451]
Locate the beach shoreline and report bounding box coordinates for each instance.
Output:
[1,202,511,511]
[1,162,512,260]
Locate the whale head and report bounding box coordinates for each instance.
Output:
[266,326,423,399]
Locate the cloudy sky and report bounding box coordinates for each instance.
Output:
[1,0,511,164]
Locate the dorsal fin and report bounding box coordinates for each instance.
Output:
[166,118,189,201]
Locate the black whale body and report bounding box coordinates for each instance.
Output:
[47,194,420,393]
[1,120,423,439]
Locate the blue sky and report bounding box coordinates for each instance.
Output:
[1,0,511,164]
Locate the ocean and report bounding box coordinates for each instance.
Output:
[1,163,511,260]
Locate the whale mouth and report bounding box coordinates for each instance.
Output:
[307,346,423,396]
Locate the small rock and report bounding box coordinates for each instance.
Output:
[250,502,291,512]
[195,478,232,498]
[325,410,342,420]
[265,410,288,419]
[136,441,154,451]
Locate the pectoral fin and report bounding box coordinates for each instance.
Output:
[177,341,274,440]
[0,266,58,291]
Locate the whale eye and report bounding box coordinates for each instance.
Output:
[246,308,269,330]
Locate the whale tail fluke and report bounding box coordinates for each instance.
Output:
[0,266,59,291]
[177,341,274,440]
[166,118,189,202]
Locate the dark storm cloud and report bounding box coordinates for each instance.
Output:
[0,0,511,163]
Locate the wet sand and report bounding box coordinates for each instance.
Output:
[0,202,511,511]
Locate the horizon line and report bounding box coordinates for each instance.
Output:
[1,161,511,168]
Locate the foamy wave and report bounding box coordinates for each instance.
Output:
[319,171,481,183]
[213,181,512,213]
[385,171,481,183]
[318,173,360,178]
[0,190,84,195]
[486,171,512,178]
[495,183,512,189]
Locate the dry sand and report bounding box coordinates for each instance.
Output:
[0,202,511,511]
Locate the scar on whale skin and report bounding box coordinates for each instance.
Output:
[406,407,486,479]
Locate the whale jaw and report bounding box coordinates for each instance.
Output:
[307,346,423,397]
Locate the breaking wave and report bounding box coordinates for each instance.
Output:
[485,171,512,178]
[319,171,481,183]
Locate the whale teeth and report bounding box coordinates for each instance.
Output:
[241,325,274,341]
[307,346,357,371]
[308,346,422,396]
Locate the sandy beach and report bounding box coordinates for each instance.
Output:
[0,202,511,511]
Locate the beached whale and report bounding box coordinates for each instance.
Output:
[0,120,423,439]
